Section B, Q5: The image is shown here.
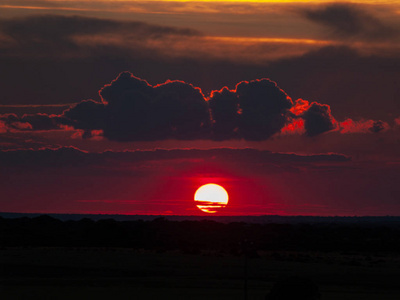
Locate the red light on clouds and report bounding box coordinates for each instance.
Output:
[290,99,310,116]
[339,118,390,134]
[281,119,305,135]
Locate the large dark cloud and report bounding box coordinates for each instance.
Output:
[236,79,293,140]
[208,79,293,141]
[62,73,300,141]
[208,88,240,140]
[0,72,352,140]
[6,69,397,141]
[152,80,211,139]
[94,72,211,141]
[303,4,398,41]
[302,103,337,137]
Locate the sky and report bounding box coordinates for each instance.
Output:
[0,0,400,216]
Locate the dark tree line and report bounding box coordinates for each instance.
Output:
[1,215,400,253]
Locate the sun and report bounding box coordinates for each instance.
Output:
[194,183,229,213]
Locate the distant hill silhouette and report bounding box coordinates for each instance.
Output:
[1,215,400,252]
[2,212,400,223]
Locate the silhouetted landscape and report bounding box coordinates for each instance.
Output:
[1,214,400,299]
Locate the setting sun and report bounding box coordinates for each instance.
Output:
[194,183,229,213]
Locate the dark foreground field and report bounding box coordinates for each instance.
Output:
[1,215,400,299]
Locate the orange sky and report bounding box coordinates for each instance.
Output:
[2,0,399,14]
[3,0,397,66]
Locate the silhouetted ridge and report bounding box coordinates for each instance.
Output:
[1,215,400,253]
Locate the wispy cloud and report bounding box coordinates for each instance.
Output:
[302,3,399,41]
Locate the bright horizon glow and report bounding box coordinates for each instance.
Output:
[194,183,229,214]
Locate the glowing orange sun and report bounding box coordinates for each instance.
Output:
[194,183,229,213]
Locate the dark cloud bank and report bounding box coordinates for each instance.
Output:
[1,72,343,141]
[0,146,350,169]
[0,14,399,123]
[2,70,393,142]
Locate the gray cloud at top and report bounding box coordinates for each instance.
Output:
[302,4,398,41]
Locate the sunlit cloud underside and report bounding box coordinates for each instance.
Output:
[196,203,227,214]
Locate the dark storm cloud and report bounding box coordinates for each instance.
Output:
[152,80,211,139]
[62,73,300,141]
[302,103,337,137]
[95,72,211,141]
[5,70,388,141]
[303,4,398,40]
[208,79,293,141]
[208,87,240,140]
[3,69,396,140]
[236,79,293,140]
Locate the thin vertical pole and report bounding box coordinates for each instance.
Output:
[244,252,248,300]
